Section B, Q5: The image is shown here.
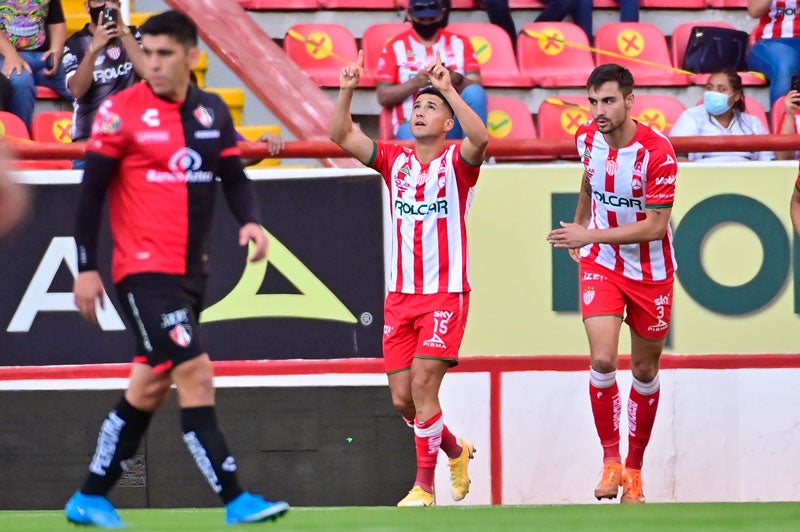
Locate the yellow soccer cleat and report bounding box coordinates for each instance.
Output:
[448,438,476,501]
[594,460,623,500]
[621,468,646,504]
[397,485,436,507]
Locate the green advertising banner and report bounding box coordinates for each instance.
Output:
[463,162,800,355]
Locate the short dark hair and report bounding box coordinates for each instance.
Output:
[586,64,634,97]
[140,10,198,48]
[713,69,746,113]
[415,86,454,117]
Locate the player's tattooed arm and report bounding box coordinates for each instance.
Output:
[581,170,592,196]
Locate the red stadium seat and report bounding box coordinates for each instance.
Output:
[238,0,320,9]
[771,95,787,134]
[671,22,765,86]
[0,111,31,140]
[36,86,62,99]
[536,96,590,159]
[320,0,394,7]
[362,23,411,82]
[640,0,705,7]
[518,22,595,87]
[706,0,747,7]
[283,23,373,87]
[32,111,74,144]
[446,23,533,87]
[594,22,690,86]
[631,95,686,136]
[487,96,554,161]
[508,1,545,6]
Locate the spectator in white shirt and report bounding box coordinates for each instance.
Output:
[670,70,774,162]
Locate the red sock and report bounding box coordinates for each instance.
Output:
[590,381,621,462]
[626,381,660,470]
[413,411,443,493]
[439,423,462,459]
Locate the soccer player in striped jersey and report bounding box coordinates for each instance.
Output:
[546,64,678,505]
[331,49,488,507]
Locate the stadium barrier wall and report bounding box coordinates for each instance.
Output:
[2,163,800,506]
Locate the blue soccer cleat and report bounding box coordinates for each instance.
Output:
[65,491,124,528]
[225,492,289,525]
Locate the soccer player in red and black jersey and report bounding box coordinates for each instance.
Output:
[332,50,488,507]
[64,11,288,527]
[547,64,678,505]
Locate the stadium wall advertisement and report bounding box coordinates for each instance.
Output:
[2,165,800,507]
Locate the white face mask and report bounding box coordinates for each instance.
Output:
[703,91,732,116]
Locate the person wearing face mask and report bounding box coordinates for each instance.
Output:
[670,70,774,162]
[376,0,487,140]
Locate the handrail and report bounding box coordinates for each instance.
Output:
[7,135,800,161]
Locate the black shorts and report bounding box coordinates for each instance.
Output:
[115,273,207,373]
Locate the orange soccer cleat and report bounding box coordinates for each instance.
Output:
[621,468,646,504]
[594,461,623,500]
[397,485,436,507]
[448,438,476,501]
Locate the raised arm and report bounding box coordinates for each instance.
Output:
[427,51,488,164]
[329,50,376,165]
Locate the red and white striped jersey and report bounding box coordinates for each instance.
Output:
[376,28,480,136]
[753,1,800,40]
[575,120,678,282]
[368,141,481,294]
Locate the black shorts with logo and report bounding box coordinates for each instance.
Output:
[115,273,207,373]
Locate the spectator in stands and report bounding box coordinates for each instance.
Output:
[670,70,774,162]
[63,1,146,168]
[534,0,639,43]
[0,0,72,131]
[776,87,800,160]
[441,0,517,49]
[747,0,800,106]
[378,0,487,140]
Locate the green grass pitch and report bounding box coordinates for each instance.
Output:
[1,503,799,532]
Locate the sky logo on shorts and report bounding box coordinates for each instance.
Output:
[169,323,193,347]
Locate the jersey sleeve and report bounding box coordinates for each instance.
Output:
[645,137,677,209]
[454,145,481,186]
[86,97,128,159]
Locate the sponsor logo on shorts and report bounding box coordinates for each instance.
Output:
[423,310,453,349]
[583,287,595,305]
[647,293,670,333]
[383,325,394,336]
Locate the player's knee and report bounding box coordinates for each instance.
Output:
[590,356,618,374]
[631,363,659,383]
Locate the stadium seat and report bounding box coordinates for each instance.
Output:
[362,23,411,82]
[770,95,787,134]
[319,0,394,7]
[508,1,546,7]
[536,96,590,159]
[0,111,31,140]
[594,22,690,86]
[378,107,394,141]
[487,96,554,161]
[283,23,371,87]
[631,95,686,135]
[517,22,595,87]
[26,111,74,169]
[35,86,62,100]
[706,0,747,7]
[238,0,320,9]
[193,51,208,88]
[236,125,283,167]
[670,22,765,86]
[640,0,705,7]
[32,111,73,144]
[446,23,533,87]
[397,0,475,7]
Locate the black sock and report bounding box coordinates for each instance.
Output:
[180,406,243,504]
[81,396,152,496]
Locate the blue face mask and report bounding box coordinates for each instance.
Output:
[703,91,732,116]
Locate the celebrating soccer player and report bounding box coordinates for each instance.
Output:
[546,64,678,504]
[331,49,488,507]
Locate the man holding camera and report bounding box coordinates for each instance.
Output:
[64,0,146,165]
[0,0,72,131]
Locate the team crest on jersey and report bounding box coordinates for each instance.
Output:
[583,287,595,305]
[193,105,214,128]
[106,45,121,60]
[606,159,618,176]
[416,169,428,186]
[169,323,193,347]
